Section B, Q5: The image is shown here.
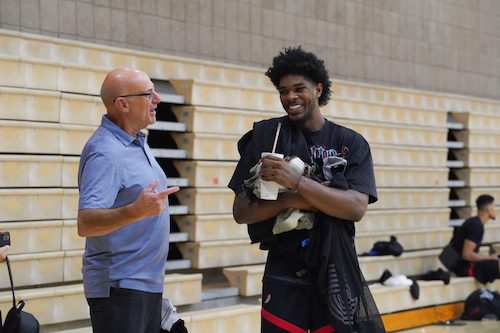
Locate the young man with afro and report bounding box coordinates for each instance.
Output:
[229,47,385,333]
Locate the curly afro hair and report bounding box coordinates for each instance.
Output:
[265,46,332,106]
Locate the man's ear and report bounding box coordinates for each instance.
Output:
[315,83,323,99]
[115,98,129,112]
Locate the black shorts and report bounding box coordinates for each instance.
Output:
[261,250,335,333]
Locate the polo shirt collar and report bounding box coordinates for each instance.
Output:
[101,115,145,146]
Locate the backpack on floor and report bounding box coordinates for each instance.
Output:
[0,257,40,333]
[462,288,500,320]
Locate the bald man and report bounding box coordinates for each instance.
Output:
[77,68,179,333]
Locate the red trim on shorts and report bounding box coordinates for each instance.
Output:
[261,307,307,333]
[312,324,336,333]
[468,262,476,276]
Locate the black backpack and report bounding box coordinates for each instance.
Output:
[462,288,500,320]
[0,257,39,333]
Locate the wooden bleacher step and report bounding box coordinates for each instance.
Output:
[0,86,61,122]
[169,79,452,127]
[177,188,451,215]
[355,228,452,253]
[175,214,248,242]
[170,132,448,166]
[4,30,500,120]
[453,148,500,167]
[447,179,466,188]
[0,155,65,187]
[148,121,187,132]
[174,208,453,242]
[171,105,448,147]
[451,111,500,132]
[0,273,201,326]
[151,148,187,159]
[173,160,449,189]
[177,240,267,269]
[372,278,500,315]
[0,120,93,155]
[455,168,500,187]
[180,304,260,333]
[1,218,190,255]
[357,208,451,233]
[152,79,186,105]
[48,303,262,333]
[0,189,187,222]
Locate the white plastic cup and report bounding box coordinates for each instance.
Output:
[259,152,284,200]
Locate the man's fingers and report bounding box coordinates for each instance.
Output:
[146,179,160,192]
[157,186,180,197]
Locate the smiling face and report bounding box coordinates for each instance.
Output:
[278,74,323,128]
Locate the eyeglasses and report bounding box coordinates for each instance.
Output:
[113,90,154,102]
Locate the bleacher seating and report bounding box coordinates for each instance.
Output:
[1,29,500,332]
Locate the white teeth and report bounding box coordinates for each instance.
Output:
[289,105,301,109]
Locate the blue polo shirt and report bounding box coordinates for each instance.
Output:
[78,115,170,298]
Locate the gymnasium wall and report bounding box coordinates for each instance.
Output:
[0,0,499,100]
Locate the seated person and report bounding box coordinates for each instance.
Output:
[450,194,498,284]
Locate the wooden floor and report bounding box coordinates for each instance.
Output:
[401,320,500,332]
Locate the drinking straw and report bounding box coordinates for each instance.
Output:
[271,122,281,154]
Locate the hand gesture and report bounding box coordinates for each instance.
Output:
[133,180,179,219]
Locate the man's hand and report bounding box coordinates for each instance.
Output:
[260,155,301,190]
[133,180,180,220]
[77,180,180,237]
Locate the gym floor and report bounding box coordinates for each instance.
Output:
[401,320,500,332]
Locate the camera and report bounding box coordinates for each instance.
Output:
[0,232,10,247]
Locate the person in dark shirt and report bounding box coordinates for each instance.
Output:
[229,47,385,333]
[450,194,498,283]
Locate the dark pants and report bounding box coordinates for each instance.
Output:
[87,287,162,333]
[261,279,335,333]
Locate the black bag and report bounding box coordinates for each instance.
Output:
[439,243,461,271]
[462,288,500,320]
[1,257,40,333]
[368,235,404,257]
